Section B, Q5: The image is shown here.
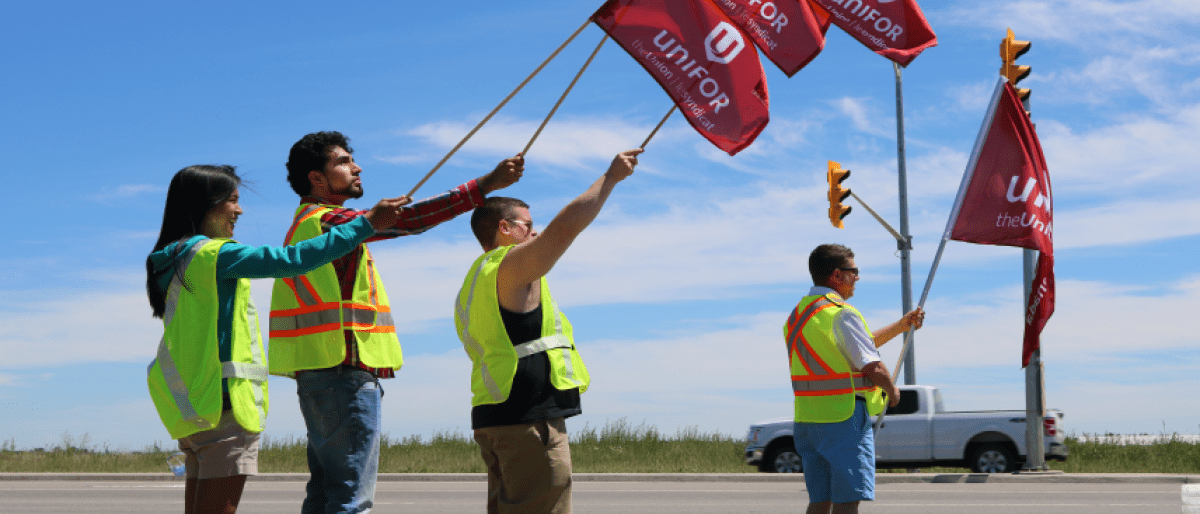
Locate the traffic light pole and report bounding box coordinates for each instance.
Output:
[1023,249,1048,470]
[893,62,917,386]
[1001,27,1049,472]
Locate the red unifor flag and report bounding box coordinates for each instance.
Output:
[712,0,831,76]
[810,0,936,67]
[946,80,1054,367]
[593,0,770,155]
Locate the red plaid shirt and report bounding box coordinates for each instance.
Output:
[299,180,484,378]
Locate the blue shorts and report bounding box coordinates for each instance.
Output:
[793,400,875,504]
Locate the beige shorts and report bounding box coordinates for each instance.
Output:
[177,410,260,479]
[474,418,572,514]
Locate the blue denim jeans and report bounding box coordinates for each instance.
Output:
[297,367,383,514]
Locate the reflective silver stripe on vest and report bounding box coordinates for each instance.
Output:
[222,362,269,382]
[344,306,388,326]
[243,298,267,423]
[270,305,395,332]
[513,334,573,358]
[269,308,341,332]
[152,334,212,430]
[787,298,835,376]
[456,250,505,402]
[290,280,321,306]
[792,375,871,393]
[547,299,582,386]
[161,239,208,328]
[150,238,218,431]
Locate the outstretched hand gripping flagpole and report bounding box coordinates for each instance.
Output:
[405,19,592,198]
[874,80,1007,431]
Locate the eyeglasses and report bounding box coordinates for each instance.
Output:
[506,219,533,231]
[839,267,859,276]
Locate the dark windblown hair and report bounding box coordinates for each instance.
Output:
[286,131,353,196]
[470,196,530,249]
[809,244,855,287]
[144,165,241,318]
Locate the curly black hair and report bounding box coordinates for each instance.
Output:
[285,131,353,196]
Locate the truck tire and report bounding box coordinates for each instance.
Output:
[970,443,1015,473]
[762,442,803,473]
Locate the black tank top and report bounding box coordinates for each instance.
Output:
[471,303,582,429]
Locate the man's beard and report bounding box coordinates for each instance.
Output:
[333,183,364,199]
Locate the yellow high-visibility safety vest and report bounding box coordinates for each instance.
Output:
[147,238,269,440]
[268,204,401,376]
[784,293,884,423]
[454,245,589,407]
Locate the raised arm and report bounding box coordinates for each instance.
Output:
[497,149,641,298]
[477,154,525,194]
[871,307,925,347]
[218,196,407,279]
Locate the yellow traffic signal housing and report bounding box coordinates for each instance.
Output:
[827,161,852,229]
[1000,28,1032,102]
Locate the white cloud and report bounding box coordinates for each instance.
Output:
[1055,197,1200,249]
[832,97,893,138]
[1039,105,1200,195]
[86,184,162,203]
[387,116,655,170]
[939,0,1200,45]
[946,80,996,115]
[0,287,162,369]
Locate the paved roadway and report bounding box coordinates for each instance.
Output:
[0,475,1196,514]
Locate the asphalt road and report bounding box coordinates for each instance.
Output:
[0,476,1195,514]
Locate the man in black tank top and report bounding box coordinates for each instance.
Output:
[472,304,582,429]
[462,149,641,514]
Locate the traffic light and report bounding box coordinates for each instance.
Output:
[826,160,852,229]
[1000,28,1032,102]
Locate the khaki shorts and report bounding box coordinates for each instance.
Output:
[474,418,572,514]
[177,410,260,479]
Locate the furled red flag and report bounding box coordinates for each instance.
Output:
[593,0,770,155]
[810,0,937,66]
[712,0,832,76]
[946,79,1054,367]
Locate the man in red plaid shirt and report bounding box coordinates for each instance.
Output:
[270,131,522,513]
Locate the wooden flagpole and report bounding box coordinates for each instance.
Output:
[640,106,676,149]
[406,19,593,198]
[521,35,608,157]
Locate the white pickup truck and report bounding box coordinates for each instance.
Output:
[744,385,1069,473]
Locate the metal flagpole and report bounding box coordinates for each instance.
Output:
[1022,249,1047,470]
[1021,83,1047,471]
[893,62,916,386]
[877,80,1008,431]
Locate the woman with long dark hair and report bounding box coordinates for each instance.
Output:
[145,164,405,514]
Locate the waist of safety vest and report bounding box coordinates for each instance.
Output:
[790,372,876,397]
[268,302,396,338]
[512,334,574,359]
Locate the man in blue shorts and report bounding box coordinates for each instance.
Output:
[784,244,924,514]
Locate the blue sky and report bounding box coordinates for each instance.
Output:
[2,0,1198,451]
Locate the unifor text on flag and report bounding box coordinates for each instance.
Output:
[593,0,770,155]
[811,0,937,66]
[947,80,1053,367]
[713,0,831,76]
